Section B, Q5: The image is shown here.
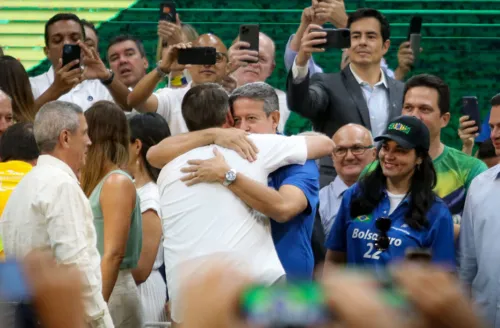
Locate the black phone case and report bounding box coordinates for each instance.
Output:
[177,47,217,65]
[160,2,176,22]
[239,24,259,62]
[62,44,80,70]
[407,16,423,40]
[311,28,351,49]
[461,96,481,133]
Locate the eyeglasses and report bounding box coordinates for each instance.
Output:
[216,52,228,63]
[333,145,374,157]
[375,217,392,251]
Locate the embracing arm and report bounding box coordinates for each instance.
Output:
[99,174,136,301]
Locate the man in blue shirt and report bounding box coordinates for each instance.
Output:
[148,82,324,280]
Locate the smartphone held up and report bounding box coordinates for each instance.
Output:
[311,28,351,49]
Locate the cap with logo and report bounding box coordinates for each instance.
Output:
[374,115,430,151]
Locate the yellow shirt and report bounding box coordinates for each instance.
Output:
[0,160,33,260]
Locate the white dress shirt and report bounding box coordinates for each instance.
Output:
[0,155,113,328]
[292,60,390,138]
[275,88,291,134]
[319,175,349,237]
[30,67,114,111]
[459,164,500,327]
[158,134,308,323]
[153,84,191,136]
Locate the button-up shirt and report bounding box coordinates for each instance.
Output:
[0,155,113,328]
[459,164,500,327]
[319,175,349,237]
[30,66,114,111]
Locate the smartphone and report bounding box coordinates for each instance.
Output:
[461,96,481,133]
[239,24,259,62]
[311,28,351,49]
[407,16,423,41]
[409,33,421,66]
[0,259,32,302]
[62,44,80,70]
[177,47,217,65]
[160,1,176,22]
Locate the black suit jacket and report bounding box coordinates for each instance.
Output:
[286,66,404,187]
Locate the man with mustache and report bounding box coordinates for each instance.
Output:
[127,34,229,135]
[287,8,404,188]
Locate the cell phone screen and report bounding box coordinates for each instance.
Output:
[0,259,32,302]
[160,2,176,22]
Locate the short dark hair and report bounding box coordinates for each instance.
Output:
[347,8,390,42]
[107,34,146,58]
[0,123,40,162]
[404,74,450,115]
[81,19,97,36]
[491,93,500,107]
[477,139,497,160]
[44,13,85,47]
[182,83,229,132]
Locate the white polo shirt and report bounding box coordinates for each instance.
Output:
[158,134,308,322]
[153,84,191,136]
[29,66,114,111]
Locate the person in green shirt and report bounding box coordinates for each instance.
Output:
[363,74,487,239]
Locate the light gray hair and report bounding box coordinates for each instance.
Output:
[229,82,279,116]
[34,101,83,153]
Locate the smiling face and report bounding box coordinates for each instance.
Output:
[188,34,228,85]
[233,33,276,86]
[107,40,148,88]
[378,140,421,181]
[348,17,389,67]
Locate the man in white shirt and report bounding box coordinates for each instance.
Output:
[149,83,333,324]
[127,34,229,135]
[30,13,131,112]
[0,101,113,328]
[319,124,376,237]
[228,32,291,132]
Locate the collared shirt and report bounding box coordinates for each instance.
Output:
[29,66,114,111]
[459,164,500,327]
[0,155,113,328]
[275,88,291,134]
[291,61,390,138]
[326,183,456,268]
[349,65,389,139]
[319,175,349,238]
[153,83,192,136]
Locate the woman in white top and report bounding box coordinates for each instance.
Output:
[127,113,171,323]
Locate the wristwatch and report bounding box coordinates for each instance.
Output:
[100,69,115,85]
[223,169,237,187]
[156,61,169,79]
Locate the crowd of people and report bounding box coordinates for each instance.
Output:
[0,1,499,327]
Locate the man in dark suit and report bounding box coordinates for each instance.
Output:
[286,8,404,187]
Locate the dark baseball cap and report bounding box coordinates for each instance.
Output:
[374,116,430,151]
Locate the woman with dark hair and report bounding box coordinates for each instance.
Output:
[325,116,455,268]
[127,113,170,323]
[0,56,37,122]
[81,101,143,328]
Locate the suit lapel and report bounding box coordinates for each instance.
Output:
[385,73,401,120]
[342,67,371,129]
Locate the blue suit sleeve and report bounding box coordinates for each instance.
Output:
[325,187,352,252]
[277,161,319,216]
[426,201,456,269]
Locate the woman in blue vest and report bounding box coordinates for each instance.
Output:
[325,116,455,269]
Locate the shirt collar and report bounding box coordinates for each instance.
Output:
[332,176,350,198]
[349,64,388,88]
[37,154,79,182]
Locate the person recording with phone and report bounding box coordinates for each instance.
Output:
[127,34,229,136]
[30,13,131,112]
[325,116,455,269]
[287,8,404,188]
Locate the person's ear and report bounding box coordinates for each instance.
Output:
[270,111,280,132]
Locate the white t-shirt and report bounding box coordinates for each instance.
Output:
[29,67,114,111]
[153,84,191,136]
[137,182,163,271]
[387,191,405,215]
[275,88,291,134]
[158,134,308,322]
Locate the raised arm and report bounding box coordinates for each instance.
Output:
[147,128,258,168]
[304,132,335,159]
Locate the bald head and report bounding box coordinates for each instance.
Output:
[194,33,227,53]
[333,124,373,145]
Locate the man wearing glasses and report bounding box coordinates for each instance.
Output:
[127,34,229,135]
[319,124,376,238]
